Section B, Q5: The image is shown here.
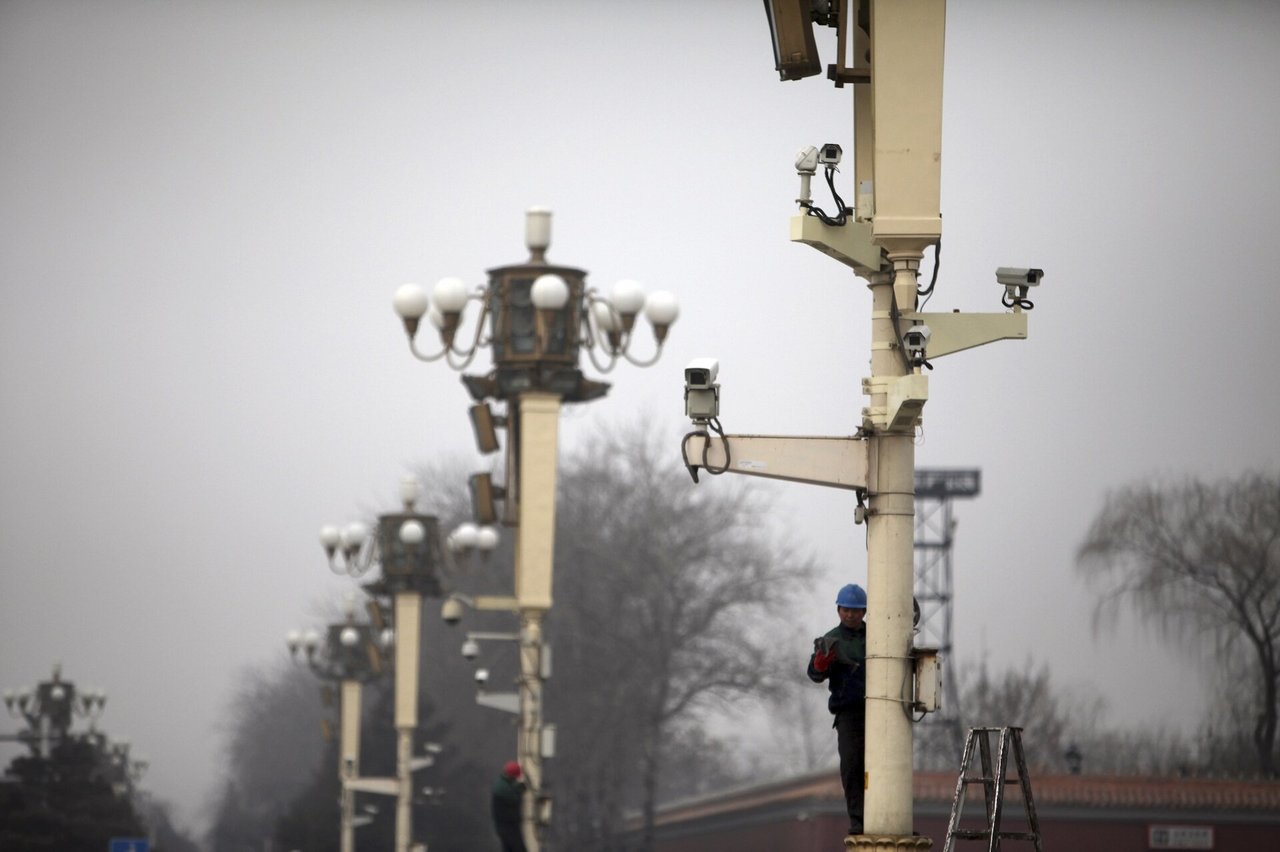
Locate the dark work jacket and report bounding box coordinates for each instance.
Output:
[491,775,524,827]
[807,622,866,715]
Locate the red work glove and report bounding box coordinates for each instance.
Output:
[812,648,836,673]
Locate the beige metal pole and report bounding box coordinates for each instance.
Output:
[856,3,944,847]
[519,612,545,851]
[514,391,562,852]
[862,261,922,845]
[340,679,362,852]
[394,591,423,852]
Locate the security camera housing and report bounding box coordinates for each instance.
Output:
[904,323,932,354]
[795,146,819,174]
[995,267,1044,288]
[684,358,719,390]
[474,668,490,685]
[818,143,842,166]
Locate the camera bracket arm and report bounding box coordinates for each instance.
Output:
[900,310,1027,359]
[791,214,884,276]
[680,433,870,490]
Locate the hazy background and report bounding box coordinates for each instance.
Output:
[3,0,1278,834]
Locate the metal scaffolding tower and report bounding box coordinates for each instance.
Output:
[913,467,981,769]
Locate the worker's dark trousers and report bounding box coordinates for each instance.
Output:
[835,709,865,834]
[495,822,527,852]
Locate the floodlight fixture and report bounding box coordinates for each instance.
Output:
[764,0,822,81]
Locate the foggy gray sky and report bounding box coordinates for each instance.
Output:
[3,0,1279,834]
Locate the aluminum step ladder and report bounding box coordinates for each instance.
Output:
[942,726,1043,852]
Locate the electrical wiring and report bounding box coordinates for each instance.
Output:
[1002,289,1035,311]
[799,164,850,227]
[917,238,941,309]
[680,421,731,483]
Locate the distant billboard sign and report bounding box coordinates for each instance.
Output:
[914,468,981,499]
[1148,824,1213,849]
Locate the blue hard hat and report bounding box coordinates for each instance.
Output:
[836,583,867,609]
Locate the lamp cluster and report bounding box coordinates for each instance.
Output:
[287,596,392,683]
[2,663,147,795]
[391,208,679,403]
[319,477,435,580]
[4,678,106,727]
[446,521,499,557]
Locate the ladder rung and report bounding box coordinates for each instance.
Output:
[960,776,1024,784]
[949,830,1039,841]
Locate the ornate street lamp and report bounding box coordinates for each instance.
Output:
[391,206,678,402]
[316,476,448,852]
[3,663,107,757]
[390,208,677,852]
[289,596,391,852]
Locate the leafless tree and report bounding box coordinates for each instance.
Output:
[208,660,325,850]
[953,659,1106,774]
[1076,473,1280,776]
[549,420,819,851]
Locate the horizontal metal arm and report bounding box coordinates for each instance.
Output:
[345,776,400,796]
[681,434,869,490]
[902,310,1027,358]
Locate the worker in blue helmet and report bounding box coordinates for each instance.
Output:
[808,582,867,836]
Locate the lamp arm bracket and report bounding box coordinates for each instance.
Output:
[472,595,519,612]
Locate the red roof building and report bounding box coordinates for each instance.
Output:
[640,769,1280,851]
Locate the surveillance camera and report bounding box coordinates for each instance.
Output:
[461,638,480,661]
[903,323,931,364]
[818,143,842,167]
[995,267,1044,288]
[794,145,818,175]
[474,668,489,686]
[685,358,719,389]
[440,598,463,626]
[684,358,720,424]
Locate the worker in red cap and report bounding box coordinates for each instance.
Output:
[491,760,527,852]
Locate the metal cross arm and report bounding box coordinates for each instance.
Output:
[900,310,1028,359]
[346,776,401,796]
[680,433,869,490]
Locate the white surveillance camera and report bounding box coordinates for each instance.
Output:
[440,598,464,626]
[474,668,489,686]
[794,145,819,175]
[684,358,719,389]
[460,638,480,661]
[903,323,931,364]
[995,267,1044,288]
[684,358,721,424]
[818,143,842,167]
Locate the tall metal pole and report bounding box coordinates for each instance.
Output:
[514,391,561,852]
[393,590,423,852]
[862,261,923,841]
[857,3,944,844]
[339,679,362,852]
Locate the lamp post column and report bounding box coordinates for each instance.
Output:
[514,391,560,852]
[339,679,362,852]
[863,258,922,841]
[393,590,423,852]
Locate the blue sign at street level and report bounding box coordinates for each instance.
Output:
[109,839,150,852]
